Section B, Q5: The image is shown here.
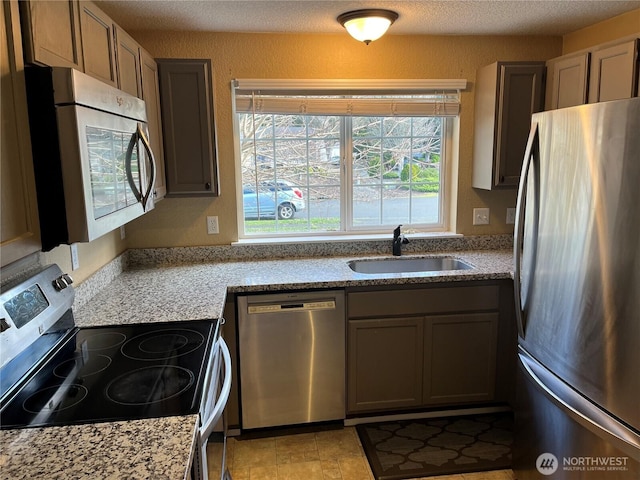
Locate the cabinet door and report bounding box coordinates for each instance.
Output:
[423,313,498,405]
[1,1,41,267]
[140,49,166,200]
[158,59,219,196]
[472,62,545,190]
[114,25,141,97]
[549,53,589,109]
[348,317,423,413]
[79,1,117,87]
[495,64,545,187]
[588,39,639,103]
[19,0,83,69]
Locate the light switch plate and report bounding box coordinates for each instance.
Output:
[473,208,490,225]
[506,207,516,225]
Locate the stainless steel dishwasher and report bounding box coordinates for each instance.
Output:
[238,290,345,429]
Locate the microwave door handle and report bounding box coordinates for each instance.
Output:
[125,131,143,203]
[136,124,156,211]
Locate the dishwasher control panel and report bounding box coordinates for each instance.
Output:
[247,300,335,314]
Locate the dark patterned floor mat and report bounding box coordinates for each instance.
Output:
[356,412,512,480]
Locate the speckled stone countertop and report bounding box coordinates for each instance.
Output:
[73,249,514,327]
[1,237,514,479]
[0,415,198,480]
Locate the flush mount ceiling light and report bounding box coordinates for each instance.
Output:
[337,9,399,45]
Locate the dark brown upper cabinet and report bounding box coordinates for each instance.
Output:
[472,61,545,190]
[157,58,219,197]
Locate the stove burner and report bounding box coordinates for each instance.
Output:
[53,354,112,378]
[105,366,194,405]
[121,329,205,360]
[82,332,127,350]
[139,333,189,353]
[23,384,88,414]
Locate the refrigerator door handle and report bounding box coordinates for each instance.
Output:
[514,122,539,339]
[519,350,640,460]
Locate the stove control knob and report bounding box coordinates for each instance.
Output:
[0,318,10,333]
[53,273,74,290]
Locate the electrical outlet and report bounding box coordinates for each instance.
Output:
[473,208,490,225]
[207,216,219,234]
[506,207,516,225]
[120,225,126,240]
[70,243,80,270]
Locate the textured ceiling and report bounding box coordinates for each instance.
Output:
[96,0,640,36]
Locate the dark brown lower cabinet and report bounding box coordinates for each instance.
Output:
[348,317,424,412]
[423,313,498,404]
[346,281,515,415]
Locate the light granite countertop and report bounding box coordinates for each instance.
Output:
[73,249,514,327]
[0,415,199,480]
[1,244,514,479]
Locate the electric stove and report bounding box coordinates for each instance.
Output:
[0,265,218,430]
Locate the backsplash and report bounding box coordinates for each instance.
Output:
[73,253,128,310]
[127,234,513,267]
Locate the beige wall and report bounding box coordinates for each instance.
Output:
[125,31,561,248]
[563,8,640,54]
[42,230,126,284]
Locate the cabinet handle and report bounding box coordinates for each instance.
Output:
[205,182,211,190]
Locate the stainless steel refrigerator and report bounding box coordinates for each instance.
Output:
[513,97,640,479]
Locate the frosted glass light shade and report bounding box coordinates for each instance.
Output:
[337,9,398,45]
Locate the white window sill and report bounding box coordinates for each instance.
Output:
[233,232,463,246]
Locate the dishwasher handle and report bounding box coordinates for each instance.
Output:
[247,299,336,314]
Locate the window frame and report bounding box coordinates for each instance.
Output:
[231,79,466,241]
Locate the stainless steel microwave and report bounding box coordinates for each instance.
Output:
[24,67,156,251]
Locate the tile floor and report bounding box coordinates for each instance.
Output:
[208,426,514,480]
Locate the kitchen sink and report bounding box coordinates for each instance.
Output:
[347,256,474,274]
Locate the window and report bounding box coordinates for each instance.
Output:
[233,80,465,238]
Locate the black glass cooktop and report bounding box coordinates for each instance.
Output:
[0,320,216,429]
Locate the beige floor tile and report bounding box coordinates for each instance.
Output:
[229,466,250,480]
[276,432,319,464]
[248,465,278,479]
[316,430,362,460]
[276,432,318,447]
[278,460,325,480]
[321,459,343,479]
[315,427,358,443]
[337,456,374,480]
[237,437,277,450]
[232,442,277,469]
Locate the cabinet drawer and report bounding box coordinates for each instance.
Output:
[347,285,500,318]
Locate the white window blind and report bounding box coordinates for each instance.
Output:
[233,79,466,117]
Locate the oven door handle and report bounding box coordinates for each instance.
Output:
[200,336,232,440]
